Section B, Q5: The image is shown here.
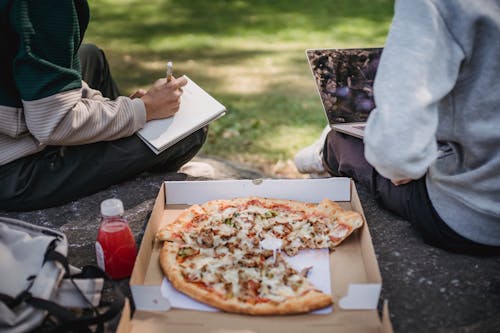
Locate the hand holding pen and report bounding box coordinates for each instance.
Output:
[140,60,188,121]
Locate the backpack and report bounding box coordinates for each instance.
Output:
[0,217,125,333]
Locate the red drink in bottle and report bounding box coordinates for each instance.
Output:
[96,199,137,279]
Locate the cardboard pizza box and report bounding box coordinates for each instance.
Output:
[117,178,393,333]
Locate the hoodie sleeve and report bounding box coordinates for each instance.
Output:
[363,0,464,180]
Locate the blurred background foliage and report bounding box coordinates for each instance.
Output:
[85,0,393,176]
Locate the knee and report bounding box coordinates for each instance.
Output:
[161,126,208,159]
[323,130,341,175]
[78,43,105,71]
[186,126,209,152]
[78,43,101,60]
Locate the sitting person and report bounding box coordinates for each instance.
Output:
[295,0,500,255]
[0,1,207,211]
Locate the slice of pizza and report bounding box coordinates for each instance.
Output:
[160,243,332,315]
[156,197,364,315]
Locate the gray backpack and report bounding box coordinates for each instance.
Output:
[0,217,125,333]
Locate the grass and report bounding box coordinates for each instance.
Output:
[84,0,393,176]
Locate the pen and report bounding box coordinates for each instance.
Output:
[166,61,173,82]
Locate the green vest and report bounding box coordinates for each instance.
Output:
[0,0,89,107]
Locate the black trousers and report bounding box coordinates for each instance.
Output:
[79,44,121,99]
[0,44,207,211]
[323,130,500,256]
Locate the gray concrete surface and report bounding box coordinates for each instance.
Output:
[1,156,499,333]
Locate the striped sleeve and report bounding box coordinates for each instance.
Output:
[23,85,146,146]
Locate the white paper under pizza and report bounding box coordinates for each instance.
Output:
[160,248,332,314]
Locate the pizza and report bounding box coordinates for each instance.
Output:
[156,196,363,315]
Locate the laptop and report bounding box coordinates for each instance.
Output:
[306,48,383,139]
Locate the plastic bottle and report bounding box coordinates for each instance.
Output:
[95,198,137,279]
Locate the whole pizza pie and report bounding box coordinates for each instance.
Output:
[156,196,363,315]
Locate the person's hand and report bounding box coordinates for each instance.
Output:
[391,178,413,186]
[140,76,188,121]
[129,89,147,99]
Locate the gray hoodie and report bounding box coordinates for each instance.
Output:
[364,0,500,245]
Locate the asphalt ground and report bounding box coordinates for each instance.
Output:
[2,156,499,333]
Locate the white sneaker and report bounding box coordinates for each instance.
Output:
[179,161,215,179]
[294,125,331,175]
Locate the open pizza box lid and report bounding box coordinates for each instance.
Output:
[117,178,393,333]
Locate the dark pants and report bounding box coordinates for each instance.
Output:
[0,44,207,211]
[323,130,500,256]
[79,44,121,99]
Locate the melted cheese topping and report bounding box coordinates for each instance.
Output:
[171,199,344,303]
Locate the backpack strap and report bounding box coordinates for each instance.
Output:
[24,247,126,333]
[0,290,31,309]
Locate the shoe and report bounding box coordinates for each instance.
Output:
[309,171,331,179]
[179,161,215,179]
[294,125,331,175]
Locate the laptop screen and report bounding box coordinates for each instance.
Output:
[306,48,383,124]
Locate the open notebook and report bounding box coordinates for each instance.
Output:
[306,48,382,139]
[137,75,226,154]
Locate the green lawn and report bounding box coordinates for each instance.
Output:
[85,0,394,176]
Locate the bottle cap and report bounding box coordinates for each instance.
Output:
[100,198,124,217]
